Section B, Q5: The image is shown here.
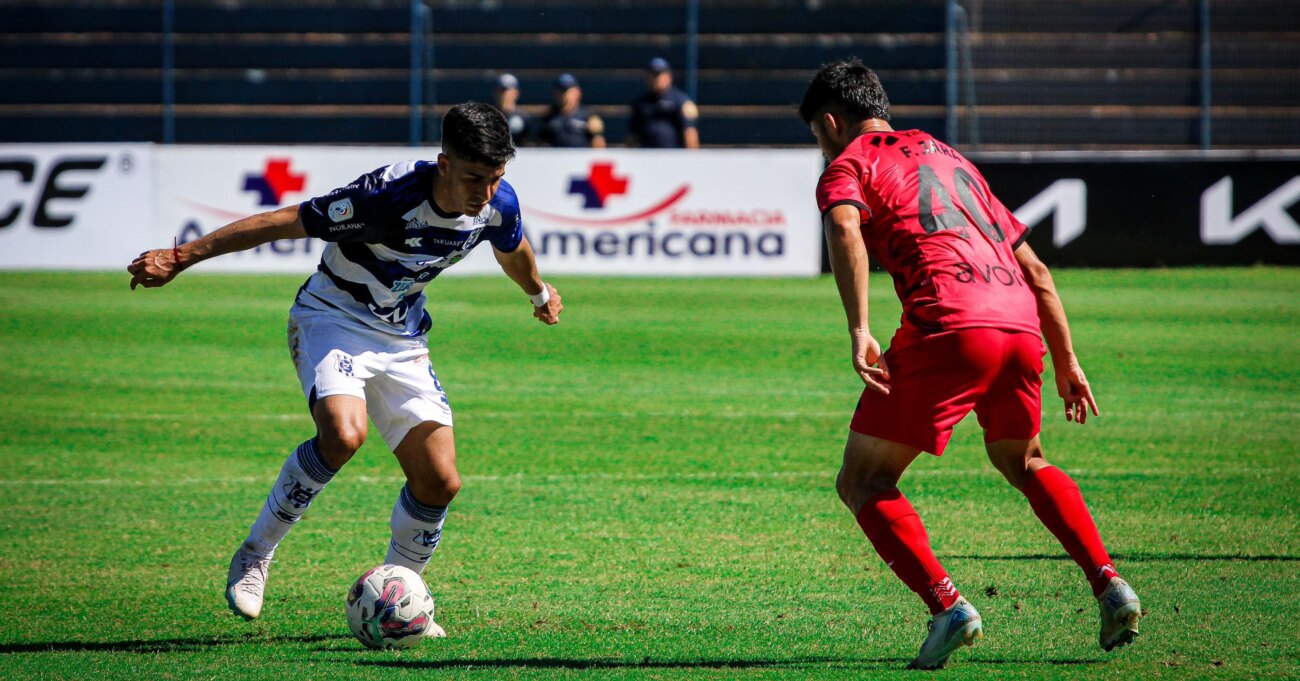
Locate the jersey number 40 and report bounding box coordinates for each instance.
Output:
[917,164,1006,243]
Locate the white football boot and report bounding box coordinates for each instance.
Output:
[225,544,271,620]
[424,621,447,638]
[907,597,983,670]
[1097,577,1141,651]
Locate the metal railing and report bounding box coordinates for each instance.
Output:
[154,0,1223,149]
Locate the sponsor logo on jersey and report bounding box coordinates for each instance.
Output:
[390,277,417,295]
[328,222,365,232]
[328,198,355,223]
[405,237,422,247]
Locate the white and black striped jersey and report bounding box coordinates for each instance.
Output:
[296,160,523,336]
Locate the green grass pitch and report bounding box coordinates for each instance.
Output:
[1,268,1297,679]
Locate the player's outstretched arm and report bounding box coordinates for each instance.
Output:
[1014,242,1100,423]
[493,236,563,325]
[127,205,307,290]
[824,204,889,394]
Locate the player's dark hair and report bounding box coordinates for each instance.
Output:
[442,102,516,167]
[798,58,891,125]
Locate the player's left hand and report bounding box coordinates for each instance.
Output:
[851,330,891,394]
[127,248,182,290]
[1055,360,1100,424]
[533,283,562,325]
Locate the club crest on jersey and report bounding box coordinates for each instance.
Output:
[328,198,355,223]
[334,353,354,376]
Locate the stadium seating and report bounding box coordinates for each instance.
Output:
[0,0,1295,148]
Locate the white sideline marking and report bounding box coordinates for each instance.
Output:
[9,409,840,422]
[0,467,1282,488]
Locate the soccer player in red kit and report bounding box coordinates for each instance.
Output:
[800,59,1141,669]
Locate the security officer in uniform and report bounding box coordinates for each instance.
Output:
[627,57,699,149]
[491,73,532,146]
[539,73,607,148]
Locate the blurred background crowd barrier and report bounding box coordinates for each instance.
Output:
[2,0,1297,149]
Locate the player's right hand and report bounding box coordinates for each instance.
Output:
[1055,360,1100,424]
[533,283,563,325]
[851,331,890,394]
[127,248,181,290]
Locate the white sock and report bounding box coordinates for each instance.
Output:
[243,438,337,558]
[385,484,448,574]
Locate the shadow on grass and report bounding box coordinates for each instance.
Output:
[946,553,1299,562]
[353,655,1101,671]
[0,633,350,654]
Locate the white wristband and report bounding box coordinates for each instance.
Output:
[529,284,551,307]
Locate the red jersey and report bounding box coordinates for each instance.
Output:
[816,130,1039,336]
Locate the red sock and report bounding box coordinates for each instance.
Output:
[1022,465,1119,597]
[856,489,961,615]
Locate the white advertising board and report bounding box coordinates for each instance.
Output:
[0,144,153,269]
[509,149,823,276]
[154,146,825,276]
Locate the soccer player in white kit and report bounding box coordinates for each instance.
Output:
[127,103,564,632]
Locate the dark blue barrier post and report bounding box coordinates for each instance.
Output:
[685,0,699,102]
[162,0,175,143]
[1199,0,1212,150]
[423,3,436,144]
[409,0,424,146]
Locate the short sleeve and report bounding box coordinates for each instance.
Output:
[299,168,391,243]
[487,181,524,252]
[679,98,698,129]
[816,157,869,217]
[989,191,1032,249]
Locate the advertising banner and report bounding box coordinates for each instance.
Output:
[0,144,152,269]
[154,147,824,276]
[508,149,823,276]
[976,155,1300,267]
[3,144,1294,271]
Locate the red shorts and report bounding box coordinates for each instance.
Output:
[850,327,1045,455]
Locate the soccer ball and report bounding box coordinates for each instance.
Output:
[345,564,436,649]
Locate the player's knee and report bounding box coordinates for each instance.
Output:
[835,467,853,508]
[318,422,366,463]
[410,472,460,506]
[836,465,899,510]
[987,439,1046,490]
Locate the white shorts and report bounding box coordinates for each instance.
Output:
[287,306,453,450]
